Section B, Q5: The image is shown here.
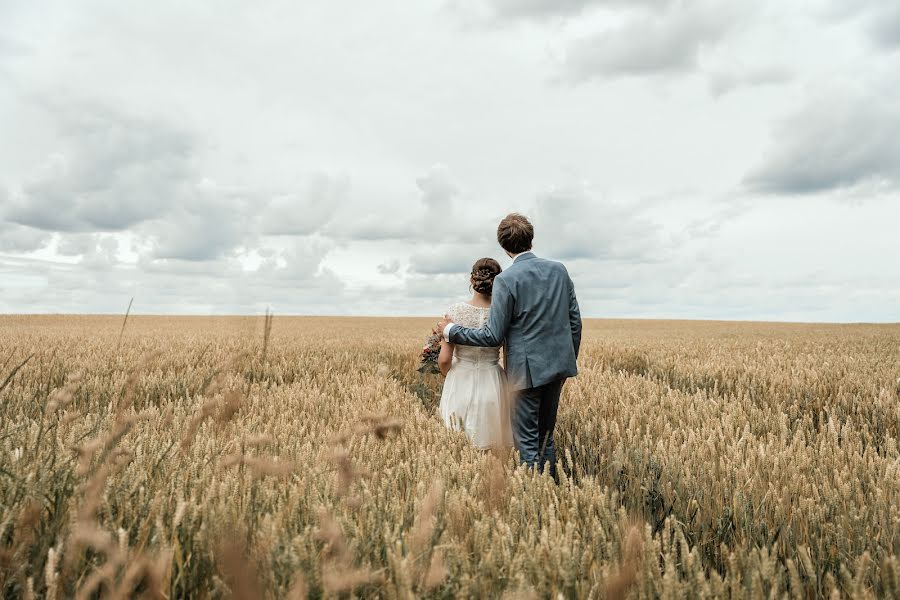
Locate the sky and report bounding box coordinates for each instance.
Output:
[1,0,898,322]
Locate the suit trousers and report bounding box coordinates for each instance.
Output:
[512,378,565,475]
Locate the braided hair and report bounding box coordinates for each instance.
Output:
[470,257,502,296]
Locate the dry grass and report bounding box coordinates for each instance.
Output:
[0,315,898,598]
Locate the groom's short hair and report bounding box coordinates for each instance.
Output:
[497,213,533,254]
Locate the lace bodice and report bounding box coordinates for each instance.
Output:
[448,302,501,364]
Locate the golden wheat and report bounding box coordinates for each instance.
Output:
[0,315,898,598]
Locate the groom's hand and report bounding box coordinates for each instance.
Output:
[435,314,451,337]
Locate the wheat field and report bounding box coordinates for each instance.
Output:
[0,315,898,599]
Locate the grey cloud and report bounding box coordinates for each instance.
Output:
[868,5,900,49]
[480,0,606,20]
[708,64,793,97]
[417,164,459,210]
[0,36,30,70]
[453,0,668,22]
[405,273,473,301]
[259,237,333,281]
[57,233,100,257]
[377,260,401,275]
[744,86,900,194]
[260,173,348,235]
[127,237,340,310]
[325,214,418,242]
[1,250,344,315]
[149,216,242,262]
[406,165,505,276]
[137,255,235,278]
[1,100,261,263]
[139,237,338,299]
[531,183,664,262]
[0,37,27,55]
[681,199,751,241]
[410,247,493,275]
[405,173,668,279]
[417,165,494,245]
[569,259,693,303]
[324,165,487,245]
[0,221,52,252]
[79,236,120,270]
[820,1,900,51]
[5,103,193,232]
[147,181,250,262]
[343,280,460,316]
[2,99,353,263]
[564,3,751,80]
[149,173,353,262]
[50,231,123,272]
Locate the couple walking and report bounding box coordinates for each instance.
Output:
[435,213,582,475]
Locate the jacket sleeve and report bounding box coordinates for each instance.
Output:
[449,275,513,347]
[568,272,582,358]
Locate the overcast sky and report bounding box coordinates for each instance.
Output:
[1,0,898,321]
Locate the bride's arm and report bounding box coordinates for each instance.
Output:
[438,341,454,377]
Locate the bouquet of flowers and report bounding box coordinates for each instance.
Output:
[417,331,443,374]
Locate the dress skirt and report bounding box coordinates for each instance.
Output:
[439,356,513,449]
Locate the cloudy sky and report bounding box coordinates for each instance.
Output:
[1,0,898,321]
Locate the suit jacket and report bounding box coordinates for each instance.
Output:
[449,252,582,390]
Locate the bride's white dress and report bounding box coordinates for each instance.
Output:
[439,302,513,449]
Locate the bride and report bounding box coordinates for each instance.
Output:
[437,258,513,449]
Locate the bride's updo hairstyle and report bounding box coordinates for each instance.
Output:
[471,258,502,296]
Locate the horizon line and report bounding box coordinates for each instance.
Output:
[1,313,897,326]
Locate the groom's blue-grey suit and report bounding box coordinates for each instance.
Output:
[447,252,582,472]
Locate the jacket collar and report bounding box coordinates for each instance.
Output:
[513,251,536,264]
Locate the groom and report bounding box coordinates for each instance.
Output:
[437,213,582,475]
